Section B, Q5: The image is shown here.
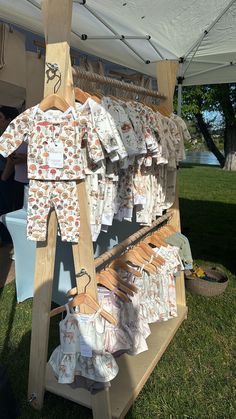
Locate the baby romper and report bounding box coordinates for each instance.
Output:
[101,97,136,163]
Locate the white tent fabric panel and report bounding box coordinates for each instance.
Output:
[0,0,236,85]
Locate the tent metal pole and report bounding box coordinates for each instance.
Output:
[177,83,182,116]
[177,62,184,116]
[185,59,227,65]
[148,39,165,60]
[83,3,147,63]
[26,0,41,9]
[185,62,235,79]
[79,35,151,40]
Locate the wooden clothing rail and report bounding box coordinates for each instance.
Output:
[27,1,187,418]
[95,213,170,269]
[72,67,166,99]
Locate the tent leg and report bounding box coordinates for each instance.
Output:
[177,83,182,116]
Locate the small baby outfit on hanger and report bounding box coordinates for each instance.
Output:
[98,286,150,356]
[0,105,100,242]
[49,304,119,384]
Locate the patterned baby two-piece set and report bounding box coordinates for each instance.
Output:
[0,105,100,242]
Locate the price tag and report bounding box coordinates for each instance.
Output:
[79,335,93,357]
[48,143,64,168]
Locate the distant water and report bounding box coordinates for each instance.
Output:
[184,151,220,166]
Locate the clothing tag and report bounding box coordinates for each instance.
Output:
[48,143,64,168]
[80,335,93,357]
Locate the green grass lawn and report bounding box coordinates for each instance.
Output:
[0,164,236,418]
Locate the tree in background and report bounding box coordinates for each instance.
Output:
[179,83,236,170]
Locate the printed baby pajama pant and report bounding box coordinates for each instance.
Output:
[27,180,80,242]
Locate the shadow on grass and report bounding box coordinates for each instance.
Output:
[180,198,236,274]
[0,306,93,419]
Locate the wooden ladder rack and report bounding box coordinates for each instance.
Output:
[27,1,187,418]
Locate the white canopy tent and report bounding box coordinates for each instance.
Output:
[0,0,236,88]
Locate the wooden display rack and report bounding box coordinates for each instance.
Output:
[27,1,187,418]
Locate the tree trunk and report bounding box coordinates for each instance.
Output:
[224,122,236,171]
[195,112,225,168]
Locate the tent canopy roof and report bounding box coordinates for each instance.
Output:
[1,0,236,86]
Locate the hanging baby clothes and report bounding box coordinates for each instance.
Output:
[0,94,191,242]
[122,244,181,323]
[49,304,119,384]
[170,113,190,162]
[98,285,151,356]
[0,105,101,242]
[164,232,193,270]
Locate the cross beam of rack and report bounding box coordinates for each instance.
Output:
[95,213,170,269]
[72,67,165,99]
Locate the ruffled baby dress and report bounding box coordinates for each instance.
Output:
[49,304,119,384]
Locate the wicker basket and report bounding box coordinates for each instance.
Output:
[185,266,229,297]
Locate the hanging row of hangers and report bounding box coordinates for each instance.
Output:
[74,86,171,116]
[50,223,177,324]
[38,85,170,117]
[74,86,172,117]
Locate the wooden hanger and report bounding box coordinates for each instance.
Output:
[137,242,163,267]
[148,233,168,248]
[160,224,177,236]
[92,91,103,99]
[116,96,130,103]
[152,231,169,247]
[67,268,136,299]
[86,90,101,104]
[104,267,138,294]
[96,273,130,302]
[143,237,166,264]
[109,258,142,277]
[66,277,130,302]
[134,244,151,262]
[74,87,90,104]
[98,269,133,296]
[120,250,156,274]
[108,94,119,101]
[50,292,117,325]
[144,235,161,248]
[134,244,161,269]
[137,242,155,258]
[39,93,71,112]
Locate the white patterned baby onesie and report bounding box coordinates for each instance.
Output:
[102,97,137,160]
[76,98,122,159]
